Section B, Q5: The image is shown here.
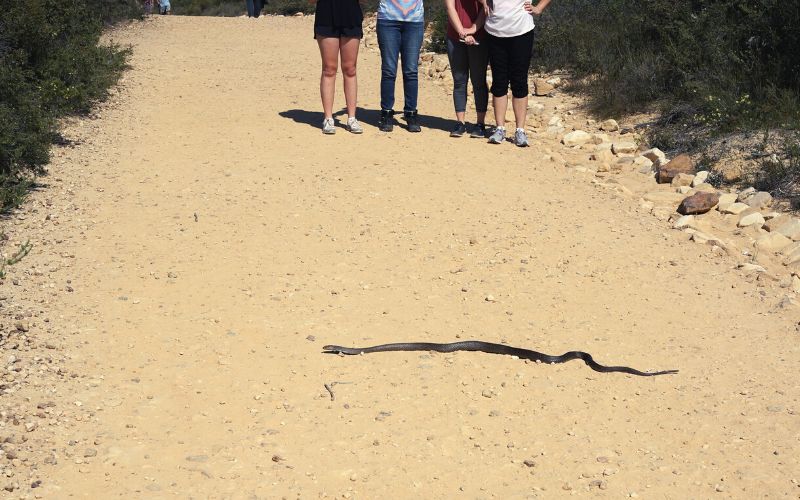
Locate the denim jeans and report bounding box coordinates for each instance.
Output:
[377,20,425,113]
[246,0,264,17]
[446,37,489,114]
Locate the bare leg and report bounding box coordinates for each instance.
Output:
[339,37,360,118]
[512,96,528,129]
[456,111,466,122]
[493,94,508,129]
[317,37,340,119]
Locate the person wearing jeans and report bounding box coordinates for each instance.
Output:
[482,0,551,146]
[246,0,264,17]
[445,0,489,138]
[376,0,425,132]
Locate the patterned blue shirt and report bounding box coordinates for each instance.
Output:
[377,0,424,22]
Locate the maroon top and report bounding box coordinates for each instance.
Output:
[446,0,485,41]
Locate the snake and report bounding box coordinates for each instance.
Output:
[323,341,677,377]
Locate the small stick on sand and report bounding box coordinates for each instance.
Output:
[324,383,335,401]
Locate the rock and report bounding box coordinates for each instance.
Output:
[657,154,694,184]
[528,103,545,116]
[633,156,654,172]
[672,215,695,229]
[743,191,773,209]
[775,218,800,240]
[781,241,800,258]
[755,233,792,253]
[738,212,766,228]
[720,202,750,215]
[737,187,756,202]
[671,173,695,187]
[676,186,692,194]
[641,148,666,166]
[591,149,615,163]
[691,231,726,248]
[678,192,719,215]
[612,142,637,155]
[764,216,787,232]
[690,183,717,194]
[718,193,737,206]
[793,276,800,294]
[533,78,555,96]
[692,171,709,187]
[738,263,766,274]
[591,133,611,145]
[599,119,619,132]
[562,130,592,147]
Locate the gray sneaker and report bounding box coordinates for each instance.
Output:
[488,126,506,144]
[322,117,336,135]
[514,128,529,147]
[346,116,363,134]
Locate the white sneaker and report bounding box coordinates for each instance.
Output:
[488,126,506,144]
[346,116,363,134]
[322,117,336,135]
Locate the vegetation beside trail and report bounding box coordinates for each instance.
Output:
[0,0,140,210]
[428,0,800,197]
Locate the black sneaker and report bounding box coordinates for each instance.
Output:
[450,121,467,137]
[470,123,486,138]
[404,111,421,133]
[379,110,394,132]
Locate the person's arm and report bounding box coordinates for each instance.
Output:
[445,0,470,39]
[530,0,550,15]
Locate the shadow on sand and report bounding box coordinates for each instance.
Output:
[279,108,456,133]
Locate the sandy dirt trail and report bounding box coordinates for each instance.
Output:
[17,15,800,498]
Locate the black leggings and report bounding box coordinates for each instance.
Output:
[487,29,535,98]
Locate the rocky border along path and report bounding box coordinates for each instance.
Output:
[363,13,800,308]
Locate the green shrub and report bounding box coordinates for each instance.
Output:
[0,0,137,211]
[534,0,800,126]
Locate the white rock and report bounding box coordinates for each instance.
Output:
[633,156,654,171]
[776,219,800,240]
[755,233,792,253]
[641,148,667,165]
[738,212,766,228]
[562,130,592,146]
[676,186,692,194]
[673,215,695,229]
[591,133,611,145]
[720,202,750,215]
[738,263,766,273]
[528,103,545,116]
[692,171,709,187]
[599,119,619,132]
[718,193,737,206]
[737,187,756,202]
[612,142,637,155]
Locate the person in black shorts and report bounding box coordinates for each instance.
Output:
[314,0,364,134]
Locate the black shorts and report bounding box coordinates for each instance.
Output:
[314,0,363,39]
[314,25,363,38]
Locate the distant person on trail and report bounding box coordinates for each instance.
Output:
[314,0,364,134]
[158,0,171,14]
[444,0,489,138]
[143,0,154,15]
[376,0,425,133]
[480,0,550,147]
[246,0,265,17]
